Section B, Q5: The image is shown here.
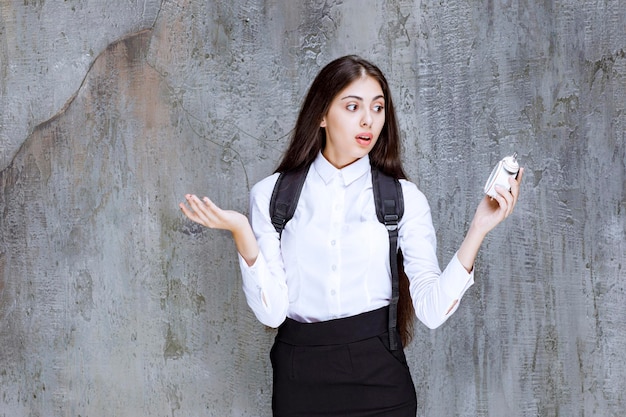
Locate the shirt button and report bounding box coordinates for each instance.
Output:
[330,240,336,246]
[330,289,336,296]
[331,265,337,272]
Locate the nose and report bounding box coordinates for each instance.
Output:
[361,110,372,128]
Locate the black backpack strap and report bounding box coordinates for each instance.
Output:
[371,166,405,351]
[270,163,405,350]
[269,165,311,237]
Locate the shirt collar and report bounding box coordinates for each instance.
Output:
[313,152,371,186]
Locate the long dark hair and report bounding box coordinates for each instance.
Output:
[276,55,415,346]
[275,55,406,179]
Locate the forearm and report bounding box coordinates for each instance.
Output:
[456,221,488,273]
[456,169,524,271]
[231,220,259,266]
[432,224,485,317]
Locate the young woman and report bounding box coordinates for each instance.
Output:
[180,55,523,416]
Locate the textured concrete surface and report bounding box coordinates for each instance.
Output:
[0,0,624,416]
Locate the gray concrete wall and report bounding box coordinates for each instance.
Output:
[0,0,624,416]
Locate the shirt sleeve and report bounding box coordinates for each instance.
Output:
[398,180,474,329]
[238,173,290,328]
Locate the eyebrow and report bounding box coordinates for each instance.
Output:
[340,94,385,101]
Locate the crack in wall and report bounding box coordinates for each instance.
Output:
[1,0,166,174]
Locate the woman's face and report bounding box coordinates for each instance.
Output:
[320,75,385,169]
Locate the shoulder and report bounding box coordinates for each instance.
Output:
[250,172,281,202]
[398,178,428,205]
[398,178,432,221]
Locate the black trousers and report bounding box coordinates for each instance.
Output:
[270,306,417,417]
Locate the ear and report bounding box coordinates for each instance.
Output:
[320,117,327,128]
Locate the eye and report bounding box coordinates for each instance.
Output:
[346,103,358,111]
[373,104,385,112]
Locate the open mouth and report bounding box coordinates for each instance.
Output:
[356,133,373,146]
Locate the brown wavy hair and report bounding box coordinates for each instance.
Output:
[276,55,415,346]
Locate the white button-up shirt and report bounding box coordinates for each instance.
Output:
[239,153,474,329]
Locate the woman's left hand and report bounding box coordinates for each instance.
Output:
[456,168,524,272]
[471,167,524,236]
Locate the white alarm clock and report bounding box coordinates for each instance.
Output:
[484,152,519,198]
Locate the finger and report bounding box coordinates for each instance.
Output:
[509,168,524,199]
[186,194,209,215]
[202,196,220,213]
[189,195,228,228]
[494,186,513,218]
[196,196,222,221]
[504,169,523,218]
[503,186,515,217]
[185,194,216,225]
[179,196,195,216]
[180,200,203,223]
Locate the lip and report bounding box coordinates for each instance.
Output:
[355,132,373,146]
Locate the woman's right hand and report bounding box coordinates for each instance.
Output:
[180,194,247,232]
[179,194,259,266]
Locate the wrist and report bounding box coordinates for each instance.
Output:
[229,215,259,266]
[467,219,489,241]
[230,214,252,238]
